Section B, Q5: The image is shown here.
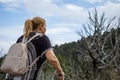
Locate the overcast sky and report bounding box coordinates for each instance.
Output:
[0,0,120,56]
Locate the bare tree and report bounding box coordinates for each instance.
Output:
[77,9,120,80]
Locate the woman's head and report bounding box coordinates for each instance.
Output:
[32,17,46,34]
[24,17,46,38]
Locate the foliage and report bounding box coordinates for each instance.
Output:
[0,57,6,80]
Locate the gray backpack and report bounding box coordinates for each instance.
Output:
[0,33,42,76]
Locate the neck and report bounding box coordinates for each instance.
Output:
[32,30,45,34]
[32,29,41,33]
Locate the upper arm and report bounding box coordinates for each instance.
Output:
[45,49,56,61]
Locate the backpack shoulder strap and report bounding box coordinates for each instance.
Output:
[22,33,43,70]
[29,56,41,69]
[26,33,43,69]
[23,33,43,44]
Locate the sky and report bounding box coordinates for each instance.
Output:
[0,0,120,56]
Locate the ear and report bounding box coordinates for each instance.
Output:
[38,25,42,30]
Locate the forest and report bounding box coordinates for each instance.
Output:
[0,10,120,80]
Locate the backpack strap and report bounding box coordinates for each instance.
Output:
[22,33,43,44]
[26,33,43,44]
[26,33,43,70]
[29,56,41,69]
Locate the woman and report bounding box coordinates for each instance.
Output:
[6,17,64,80]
